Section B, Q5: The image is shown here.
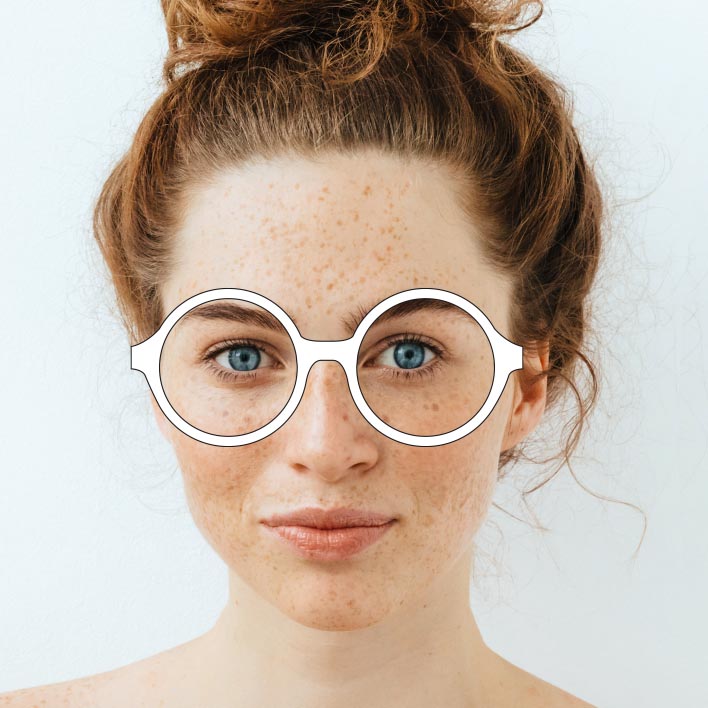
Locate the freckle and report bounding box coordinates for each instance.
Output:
[322,185,330,193]
[359,276,366,283]
[305,296,312,308]
[353,211,359,221]
[294,183,300,189]
[336,219,343,225]
[362,236,368,242]
[268,183,274,189]
[326,282,334,290]
[431,403,439,411]
[362,185,372,196]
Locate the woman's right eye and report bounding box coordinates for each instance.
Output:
[203,340,279,383]
[213,343,274,373]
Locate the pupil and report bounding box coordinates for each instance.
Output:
[394,342,424,370]
[228,346,260,372]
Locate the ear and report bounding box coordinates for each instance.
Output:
[501,341,549,452]
[149,393,173,443]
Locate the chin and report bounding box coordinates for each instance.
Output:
[281,603,392,632]
[263,573,402,631]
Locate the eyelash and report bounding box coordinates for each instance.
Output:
[202,333,446,384]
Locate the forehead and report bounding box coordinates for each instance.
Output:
[162,152,513,338]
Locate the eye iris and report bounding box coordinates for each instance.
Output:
[227,346,260,372]
[393,342,425,370]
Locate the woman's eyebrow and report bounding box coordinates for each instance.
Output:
[180,297,468,337]
[340,298,470,336]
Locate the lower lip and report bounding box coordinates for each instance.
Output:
[261,520,396,561]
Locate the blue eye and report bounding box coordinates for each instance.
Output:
[205,339,278,383]
[224,345,262,372]
[391,341,428,369]
[371,334,444,381]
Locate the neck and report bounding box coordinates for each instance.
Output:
[198,548,495,708]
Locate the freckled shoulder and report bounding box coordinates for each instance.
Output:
[0,674,108,708]
[0,648,175,708]
[486,650,597,708]
[0,635,209,708]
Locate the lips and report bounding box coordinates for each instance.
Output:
[261,506,395,530]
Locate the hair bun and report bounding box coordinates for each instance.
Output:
[162,0,305,75]
[160,0,544,84]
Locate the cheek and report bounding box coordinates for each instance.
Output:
[425,447,496,532]
[170,437,260,552]
[397,404,506,542]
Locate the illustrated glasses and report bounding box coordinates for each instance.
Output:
[130,287,524,447]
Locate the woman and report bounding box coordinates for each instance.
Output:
[5,0,601,705]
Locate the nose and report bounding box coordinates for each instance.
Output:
[280,360,379,481]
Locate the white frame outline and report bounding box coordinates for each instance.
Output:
[130,287,524,447]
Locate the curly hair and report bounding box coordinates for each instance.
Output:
[92,0,646,551]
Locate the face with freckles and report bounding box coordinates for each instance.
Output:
[151,150,540,630]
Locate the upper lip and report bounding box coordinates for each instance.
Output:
[261,507,396,529]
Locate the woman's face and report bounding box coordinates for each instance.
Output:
[153,150,531,630]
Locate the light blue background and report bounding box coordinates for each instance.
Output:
[1,2,706,705]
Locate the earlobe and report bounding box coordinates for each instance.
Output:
[501,341,549,451]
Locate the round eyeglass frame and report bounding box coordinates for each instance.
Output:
[130,287,524,447]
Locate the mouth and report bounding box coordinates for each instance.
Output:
[261,519,396,561]
[261,506,396,530]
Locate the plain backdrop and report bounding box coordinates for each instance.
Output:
[1,1,706,706]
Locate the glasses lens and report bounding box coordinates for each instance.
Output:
[159,299,297,437]
[356,299,495,437]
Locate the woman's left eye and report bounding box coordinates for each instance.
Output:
[375,339,436,371]
[366,335,445,381]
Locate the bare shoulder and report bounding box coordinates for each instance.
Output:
[487,650,597,708]
[0,662,147,708]
[0,635,205,708]
[0,671,114,708]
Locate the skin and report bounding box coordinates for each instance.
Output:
[2,149,596,708]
